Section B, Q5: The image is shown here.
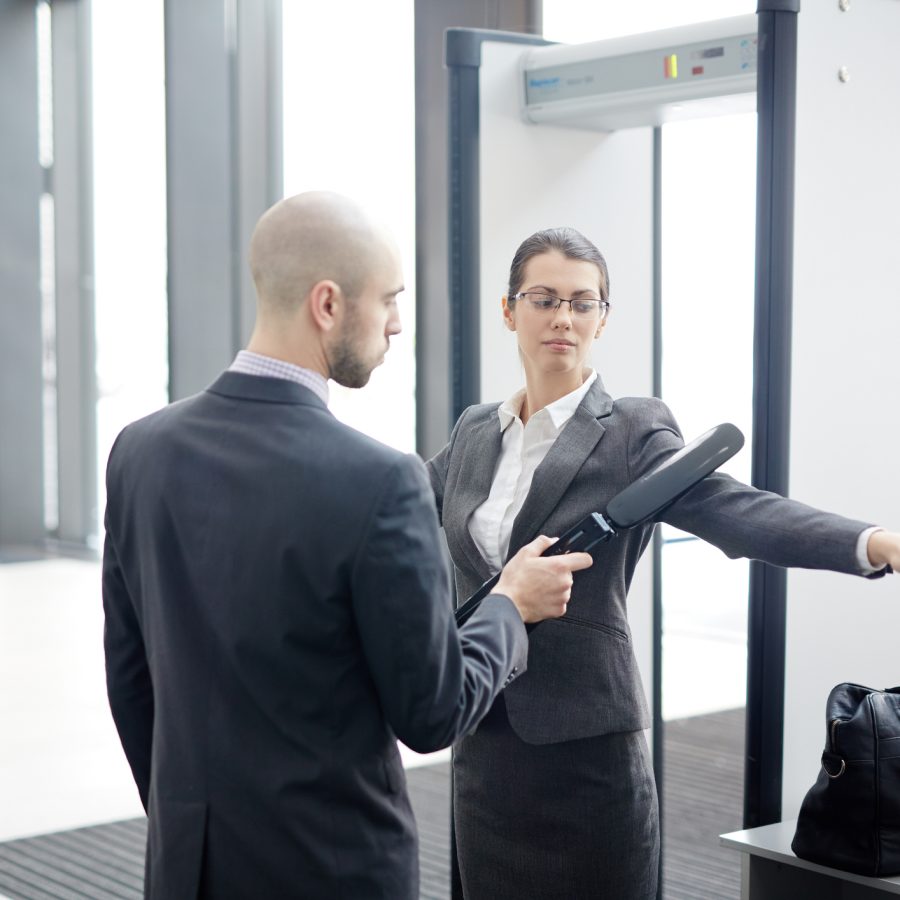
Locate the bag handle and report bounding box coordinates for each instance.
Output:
[821,751,845,779]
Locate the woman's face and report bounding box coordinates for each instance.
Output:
[503,250,608,380]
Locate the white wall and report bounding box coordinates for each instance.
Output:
[782,0,900,818]
[478,41,655,405]
[478,40,656,709]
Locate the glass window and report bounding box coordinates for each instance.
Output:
[543,0,754,42]
[92,0,168,534]
[281,0,416,453]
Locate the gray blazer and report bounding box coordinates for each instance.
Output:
[427,376,876,745]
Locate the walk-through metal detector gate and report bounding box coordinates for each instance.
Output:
[447,0,775,812]
[446,0,900,890]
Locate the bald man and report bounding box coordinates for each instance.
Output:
[102,192,591,899]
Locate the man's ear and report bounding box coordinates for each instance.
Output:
[307,280,342,333]
[501,296,516,331]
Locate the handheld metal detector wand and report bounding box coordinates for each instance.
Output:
[454,422,745,627]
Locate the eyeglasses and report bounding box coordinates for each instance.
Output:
[511,292,611,318]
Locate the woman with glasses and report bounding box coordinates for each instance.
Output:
[426,226,899,899]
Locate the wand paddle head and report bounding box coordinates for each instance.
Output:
[605,422,744,529]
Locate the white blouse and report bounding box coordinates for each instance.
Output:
[468,371,598,574]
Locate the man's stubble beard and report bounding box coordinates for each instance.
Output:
[327,313,376,389]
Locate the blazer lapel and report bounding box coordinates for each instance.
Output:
[506,377,613,559]
[449,413,503,583]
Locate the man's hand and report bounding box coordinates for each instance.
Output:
[493,535,593,624]
[867,530,900,572]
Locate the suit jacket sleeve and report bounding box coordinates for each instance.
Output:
[424,406,471,525]
[426,444,448,524]
[628,398,879,575]
[102,489,154,811]
[351,453,527,753]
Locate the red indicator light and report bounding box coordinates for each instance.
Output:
[692,65,704,75]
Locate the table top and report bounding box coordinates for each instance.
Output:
[720,819,900,894]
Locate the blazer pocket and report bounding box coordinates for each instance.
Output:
[557,613,629,643]
[503,618,651,744]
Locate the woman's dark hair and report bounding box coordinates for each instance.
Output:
[507,227,610,304]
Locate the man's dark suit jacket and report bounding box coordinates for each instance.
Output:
[102,371,527,900]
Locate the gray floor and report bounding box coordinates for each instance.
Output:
[0,709,745,899]
[662,706,745,900]
[0,771,452,900]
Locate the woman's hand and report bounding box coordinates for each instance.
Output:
[866,530,900,572]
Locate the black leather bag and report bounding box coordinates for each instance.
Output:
[791,682,900,877]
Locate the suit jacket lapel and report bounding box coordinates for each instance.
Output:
[506,377,613,559]
[450,413,502,583]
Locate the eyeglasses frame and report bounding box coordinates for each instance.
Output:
[509,291,611,318]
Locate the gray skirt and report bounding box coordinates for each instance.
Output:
[453,695,659,900]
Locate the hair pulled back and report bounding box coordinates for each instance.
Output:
[507,227,609,304]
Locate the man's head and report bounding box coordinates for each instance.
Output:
[247,191,403,387]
